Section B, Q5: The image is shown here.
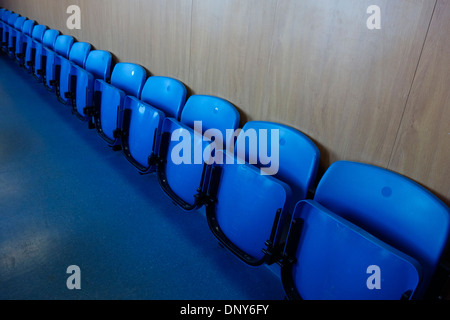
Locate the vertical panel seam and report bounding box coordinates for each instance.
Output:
[187,0,195,90]
[386,0,438,169]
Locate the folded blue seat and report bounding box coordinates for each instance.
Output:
[57,41,91,104]
[24,24,47,72]
[89,62,147,148]
[156,95,240,211]
[2,12,20,54]
[203,121,319,265]
[280,161,450,299]
[281,200,422,300]
[44,35,74,91]
[0,10,12,35]
[69,50,112,122]
[15,19,35,66]
[33,28,60,81]
[117,76,187,173]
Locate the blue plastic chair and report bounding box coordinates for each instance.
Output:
[0,9,4,43]
[0,9,6,45]
[24,24,47,72]
[7,15,25,57]
[44,35,74,91]
[0,8,5,33]
[57,41,91,104]
[0,10,12,37]
[1,11,17,53]
[69,50,112,121]
[33,29,60,81]
[13,16,28,60]
[118,76,187,173]
[204,121,320,265]
[90,62,147,147]
[156,95,240,211]
[15,19,35,66]
[280,161,450,299]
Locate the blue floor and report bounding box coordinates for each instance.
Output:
[0,53,285,300]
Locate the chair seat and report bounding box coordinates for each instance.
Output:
[57,42,92,104]
[68,50,112,122]
[156,95,240,211]
[282,200,422,300]
[94,79,126,143]
[43,35,74,90]
[313,160,450,298]
[121,96,165,172]
[158,118,212,208]
[206,150,292,264]
[92,62,146,146]
[71,64,96,120]
[118,76,187,173]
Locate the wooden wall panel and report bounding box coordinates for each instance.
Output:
[188,0,278,124]
[77,0,192,82]
[0,0,192,82]
[262,0,436,171]
[134,0,192,81]
[389,0,450,207]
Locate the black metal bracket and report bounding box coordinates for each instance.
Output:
[64,91,73,99]
[157,162,209,211]
[261,208,285,265]
[278,217,304,300]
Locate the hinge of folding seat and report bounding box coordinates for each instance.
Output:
[64,91,73,99]
[147,153,158,167]
[83,106,98,117]
[196,162,217,207]
[262,208,285,265]
[195,186,214,208]
[276,217,303,268]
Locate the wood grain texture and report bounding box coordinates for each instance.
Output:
[78,0,192,82]
[0,0,192,82]
[389,0,450,207]
[262,0,436,171]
